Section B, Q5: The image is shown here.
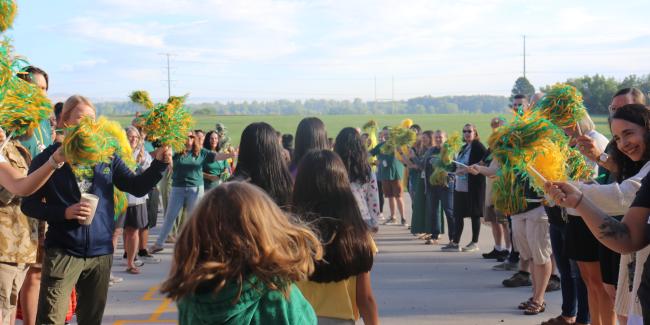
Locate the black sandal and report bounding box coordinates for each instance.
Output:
[517,297,533,310]
[524,301,546,315]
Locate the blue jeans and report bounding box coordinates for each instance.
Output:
[427,185,454,238]
[155,186,204,247]
[549,223,590,324]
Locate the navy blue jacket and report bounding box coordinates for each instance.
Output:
[21,143,168,257]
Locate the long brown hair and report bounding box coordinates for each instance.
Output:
[160,182,322,301]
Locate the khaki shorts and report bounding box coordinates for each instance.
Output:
[484,205,507,224]
[0,262,29,323]
[381,180,403,198]
[511,206,552,265]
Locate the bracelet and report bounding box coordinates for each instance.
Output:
[48,156,64,170]
[572,192,584,209]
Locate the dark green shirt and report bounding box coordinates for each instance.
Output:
[370,142,404,181]
[203,158,229,190]
[20,119,53,159]
[177,277,317,325]
[171,149,216,187]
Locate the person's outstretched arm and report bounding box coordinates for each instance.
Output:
[546,181,650,254]
[0,146,65,196]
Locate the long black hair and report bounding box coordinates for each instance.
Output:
[610,104,650,182]
[232,122,293,207]
[203,130,221,152]
[292,150,373,283]
[334,127,372,184]
[291,117,328,169]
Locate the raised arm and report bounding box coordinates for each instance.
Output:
[113,146,170,197]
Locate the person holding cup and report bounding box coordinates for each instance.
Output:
[20,95,172,325]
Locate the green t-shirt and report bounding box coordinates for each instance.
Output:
[171,149,216,187]
[20,119,53,159]
[178,277,316,325]
[143,141,155,153]
[203,158,229,190]
[370,142,404,181]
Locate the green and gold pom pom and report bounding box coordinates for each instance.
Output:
[488,111,569,214]
[0,0,17,33]
[129,90,154,110]
[0,39,51,137]
[534,83,587,129]
[114,188,128,221]
[138,94,194,151]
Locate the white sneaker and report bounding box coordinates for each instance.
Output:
[109,273,123,286]
[461,242,479,252]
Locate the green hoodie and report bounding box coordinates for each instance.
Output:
[177,277,317,325]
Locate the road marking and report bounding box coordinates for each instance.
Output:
[112,285,177,325]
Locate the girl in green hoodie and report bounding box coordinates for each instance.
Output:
[160,182,323,325]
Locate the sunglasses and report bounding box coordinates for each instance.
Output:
[462,130,473,134]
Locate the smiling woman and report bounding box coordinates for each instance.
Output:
[544,104,650,323]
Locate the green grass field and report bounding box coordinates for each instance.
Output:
[109,114,611,146]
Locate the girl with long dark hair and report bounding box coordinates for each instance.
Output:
[293,150,378,325]
[290,117,328,176]
[231,122,293,208]
[334,127,380,231]
[202,131,230,190]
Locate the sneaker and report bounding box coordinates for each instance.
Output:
[139,254,162,264]
[109,273,123,286]
[492,261,518,271]
[149,244,164,254]
[441,243,460,252]
[382,217,397,225]
[503,271,532,287]
[401,218,409,227]
[546,274,561,292]
[424,238,437,245]
[461,242,479,252]
[482,248,500,259]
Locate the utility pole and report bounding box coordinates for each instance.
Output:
[160,53,174,98]
[522,35,527,79]
[374,76,377,110]
[391,76,395,113]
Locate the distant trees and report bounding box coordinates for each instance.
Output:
[95,95,511,116]
[92,73,650,116]
[541,74,650,115]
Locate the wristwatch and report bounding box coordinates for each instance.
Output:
[598,152,609,164]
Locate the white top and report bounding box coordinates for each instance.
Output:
[566,129,609,215]
[577,161,650,216]
[454,145,471,192]
[350,173,381,223]
[127,149,153,206]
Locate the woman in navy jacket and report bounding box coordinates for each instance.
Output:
[21,95,171,325]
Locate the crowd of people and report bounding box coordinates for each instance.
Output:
[0,64,650,325]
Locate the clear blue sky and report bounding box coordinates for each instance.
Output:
[8,0,650,103]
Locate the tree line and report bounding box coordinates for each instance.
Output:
[94,74,650,116]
